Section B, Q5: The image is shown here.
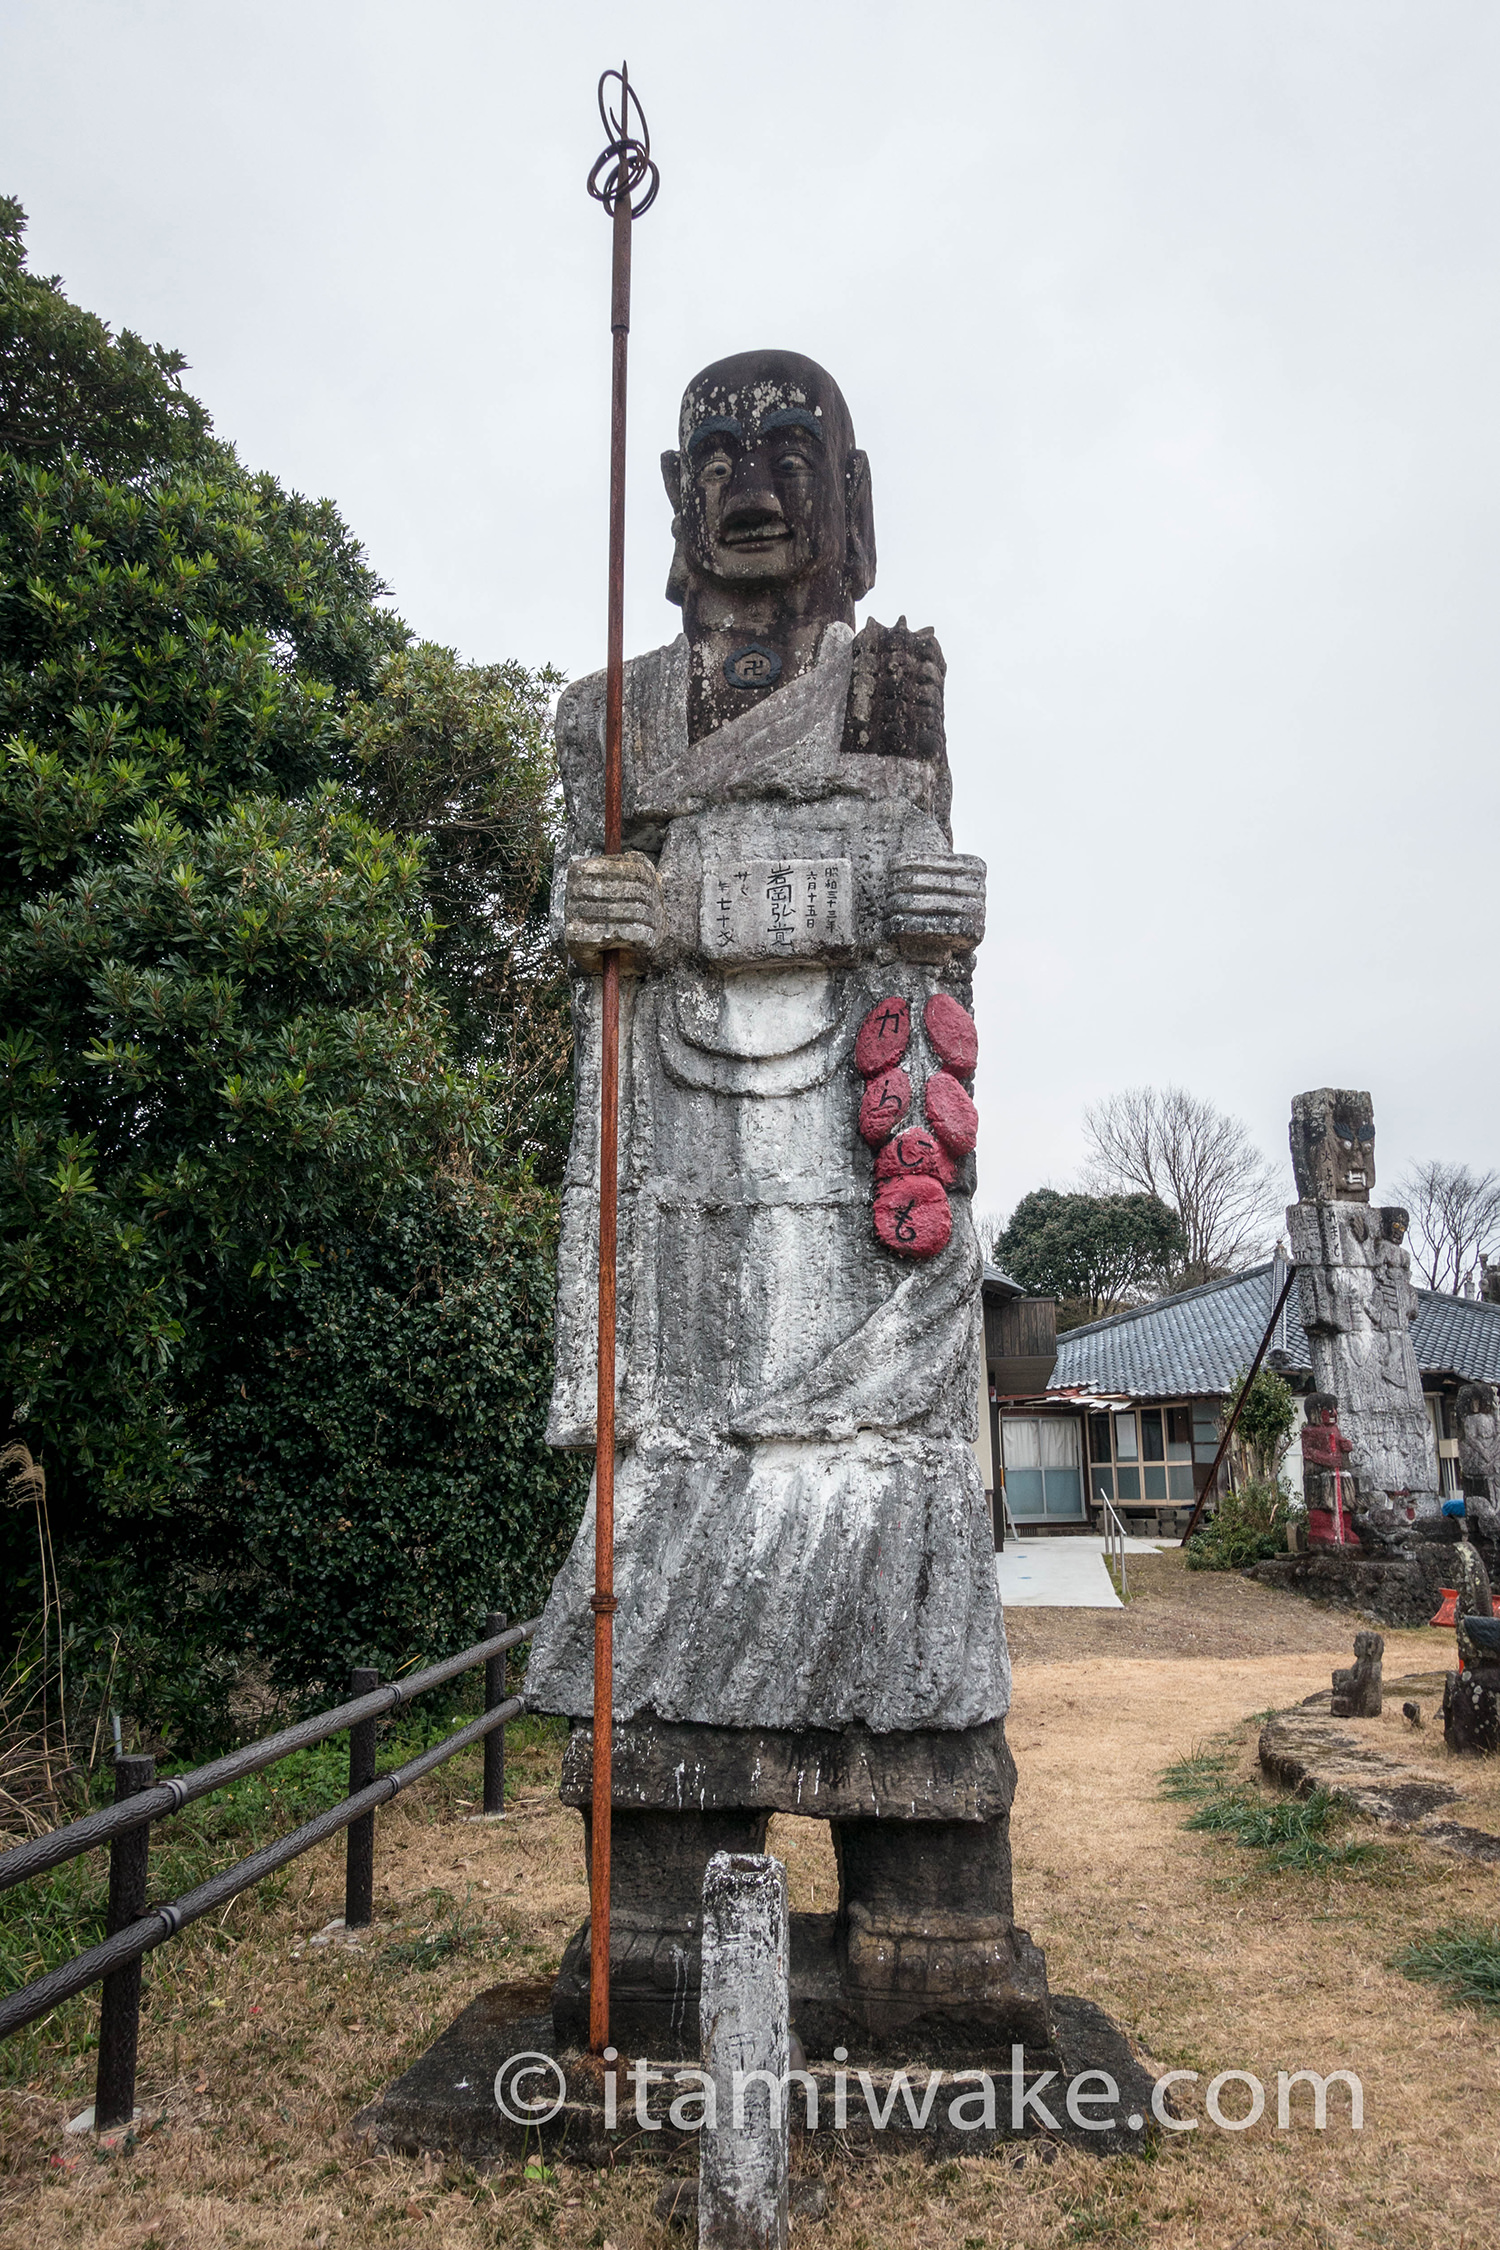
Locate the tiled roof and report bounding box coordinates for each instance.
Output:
[1049,1261,1500,1398]
[1411,1290,1500,1382]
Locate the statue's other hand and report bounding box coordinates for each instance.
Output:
[564,852,665,972]
[887,851,986,961]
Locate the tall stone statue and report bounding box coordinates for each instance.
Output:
[1287,1088,1438,1525]
[1456,1383,1500,1513]
[526,349,1048,2056]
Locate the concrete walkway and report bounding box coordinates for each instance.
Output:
[996,1532,1172,1609]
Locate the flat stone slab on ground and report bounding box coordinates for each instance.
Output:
[1258,1676,1500,1862]
[351,1983,1161,2168]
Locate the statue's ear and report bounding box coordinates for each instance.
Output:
[662,450,690,607]
[845,448,876,601]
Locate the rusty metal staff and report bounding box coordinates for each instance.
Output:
[584,62,658,2058]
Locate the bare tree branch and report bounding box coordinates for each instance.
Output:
[1393,1160,1500,1294]
[1080,1085,1282,1283]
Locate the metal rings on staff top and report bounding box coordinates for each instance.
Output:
[587,64,660,217]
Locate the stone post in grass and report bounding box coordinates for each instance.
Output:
[699,1852,789,2250]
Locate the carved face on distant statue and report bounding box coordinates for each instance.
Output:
[1289,1087,1376,1204]
[662,350,876,741]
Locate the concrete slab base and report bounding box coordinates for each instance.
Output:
[351,1981,1161,2168]
[1259,1676,1500,1863]
[996,1541,1124,1609]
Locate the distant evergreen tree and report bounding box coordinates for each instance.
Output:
[998,1188,1185,1324]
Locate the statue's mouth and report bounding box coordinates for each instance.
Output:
[719,523,793,549]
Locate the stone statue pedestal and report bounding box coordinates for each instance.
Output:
[351,1980,1158,2169]
[549,1716,1050,2059]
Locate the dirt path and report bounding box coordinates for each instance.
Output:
[2,1571,1495,2250]
[1001,1545,1400,1662]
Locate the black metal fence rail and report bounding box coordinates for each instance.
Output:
[0,1611,539,2130]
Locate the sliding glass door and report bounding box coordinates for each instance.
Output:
[1001,1417,1085,1521]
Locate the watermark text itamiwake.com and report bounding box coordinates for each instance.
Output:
[491,2048,1363,2134]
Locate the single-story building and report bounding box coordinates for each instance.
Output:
[976,1258,1500,1541]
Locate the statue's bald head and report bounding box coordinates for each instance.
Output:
[662,348,876,617]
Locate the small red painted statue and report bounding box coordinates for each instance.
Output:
[1301,1391,1357,1546]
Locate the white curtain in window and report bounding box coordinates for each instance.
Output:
[1002,1419,1039,1469]
[1040,1419,1080,1469]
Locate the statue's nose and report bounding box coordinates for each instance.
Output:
[721,453,787,535]
[721,491,786,538]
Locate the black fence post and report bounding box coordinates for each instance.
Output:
[94,1754,154,2131]
[344,1668,378,1928]
[484,1613,508,1816]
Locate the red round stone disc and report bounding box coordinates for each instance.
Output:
[873,1174,952,1258]
[873,1127,957,1188]
[858,1067,912,1147]
[855,995,911,1078]
[925,1069,979,1156]
[923,991,978,1077]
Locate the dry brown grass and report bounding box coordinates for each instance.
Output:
[1,1564,1496,2250]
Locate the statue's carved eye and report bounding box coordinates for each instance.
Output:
[699,453,732,480]
[774,450,812,474]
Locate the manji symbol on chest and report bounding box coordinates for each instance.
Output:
[699,857,854,959]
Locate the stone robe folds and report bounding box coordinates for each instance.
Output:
[1288,1199,1437,1503]
[525,623,1007,1735]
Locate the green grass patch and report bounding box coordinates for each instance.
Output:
[1392,1921,1500,2013]
[381,1886,494,1972]
[1158,1746,1238,1802]
[1160,1746,1383,1871]
[1102,1557,1132,1602]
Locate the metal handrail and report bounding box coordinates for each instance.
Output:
[1097,1497,1128,1599]
[0,1611,540,2130]
[0,1617,537,1896]
[0,1690,525,2042]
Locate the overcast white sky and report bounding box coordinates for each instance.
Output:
[5,1,1498,1222]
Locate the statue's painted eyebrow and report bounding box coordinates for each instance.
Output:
[686,415,743,457]
[758,407,824,443]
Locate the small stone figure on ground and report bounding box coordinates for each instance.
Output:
[1330,1631,1383,1718]
[1402,1701,1423,1728]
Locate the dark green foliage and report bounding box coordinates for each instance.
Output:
[997,1187,1186,1320]
[4,789,480,1520]
[344,642,573,1173]
[0,196,210,480]
[0,202,582,1751]
[1392,1921,1500,2012]
[0,199,457,1541]
[1224,1363,1297,1482]
[1184,1476,1289,1571]
[197,1177,587,1701]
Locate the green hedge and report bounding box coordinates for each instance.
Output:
[194,1176,588,1707]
